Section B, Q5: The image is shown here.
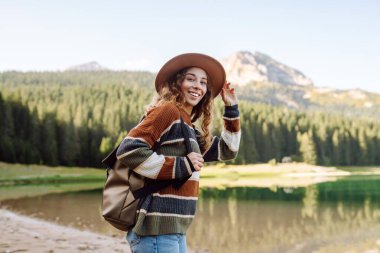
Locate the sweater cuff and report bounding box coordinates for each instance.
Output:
[223,104,239,118]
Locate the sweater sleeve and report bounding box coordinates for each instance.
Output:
[203,105,241,162]
[116,103,193,180]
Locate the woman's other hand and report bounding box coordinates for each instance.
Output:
[220,82,238,106]
[187,152,204,171]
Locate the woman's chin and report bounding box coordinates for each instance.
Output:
[188,101,201,107]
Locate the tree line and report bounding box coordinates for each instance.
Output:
[0,71,379,167]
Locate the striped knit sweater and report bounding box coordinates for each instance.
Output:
[116,102,241,236]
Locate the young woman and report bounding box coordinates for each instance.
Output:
[116,53,241,253]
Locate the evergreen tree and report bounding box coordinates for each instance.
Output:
[40,113,59,165]
[298,132,317,164]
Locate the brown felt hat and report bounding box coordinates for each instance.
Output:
[155,53,226,98]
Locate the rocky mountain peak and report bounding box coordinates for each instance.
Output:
[66,61,108,72]
[220,51,314,87]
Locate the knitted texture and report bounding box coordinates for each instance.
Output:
[116,102,241,235]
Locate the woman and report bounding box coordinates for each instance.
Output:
[116,53,241,253]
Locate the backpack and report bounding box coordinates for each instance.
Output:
[101,116,194,231]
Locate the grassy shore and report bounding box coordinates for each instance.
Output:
[0,162,105,185]
[0,161,343,185]
[2,161,380,195]
[199,162,354,188]
[0,162,106,201]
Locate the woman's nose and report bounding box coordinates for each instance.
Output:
[193,80,202,89]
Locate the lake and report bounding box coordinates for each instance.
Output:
[2,175,380,253]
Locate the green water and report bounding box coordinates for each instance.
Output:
[2,175,380,253]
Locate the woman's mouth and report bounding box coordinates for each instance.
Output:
[188,91,201,98]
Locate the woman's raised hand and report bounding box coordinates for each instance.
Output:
[220,82,238,106]
[187,152,204,171]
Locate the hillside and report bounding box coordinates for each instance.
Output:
[221,51,314,87]
[221,51,380,119]
[234,81,380,119]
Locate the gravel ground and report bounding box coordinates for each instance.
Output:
[0,209,130,253]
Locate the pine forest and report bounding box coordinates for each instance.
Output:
[1,71,379,167]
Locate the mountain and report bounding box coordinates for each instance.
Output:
[222,51,380,119]
[65,61,108,71]
[221,51,314,87]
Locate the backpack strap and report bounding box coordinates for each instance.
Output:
[171,116,195,189]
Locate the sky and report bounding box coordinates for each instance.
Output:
[1,0,379,93]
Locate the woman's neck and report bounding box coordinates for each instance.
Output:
[182,103,193,116]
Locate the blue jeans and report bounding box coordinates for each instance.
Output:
[126,231,187,253]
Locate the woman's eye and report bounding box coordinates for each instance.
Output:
[201,81,207,86]
[187,77,195,82]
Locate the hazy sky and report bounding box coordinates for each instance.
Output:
[1,0,379,93]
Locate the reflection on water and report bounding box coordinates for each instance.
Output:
[189,177,380,253]
[2,176,380,253]
[0,190,123,237]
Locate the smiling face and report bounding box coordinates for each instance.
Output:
[180,67,208,114]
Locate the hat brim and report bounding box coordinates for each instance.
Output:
[155,53,226,98]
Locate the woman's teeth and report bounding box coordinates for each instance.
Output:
[189,91,200,97]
